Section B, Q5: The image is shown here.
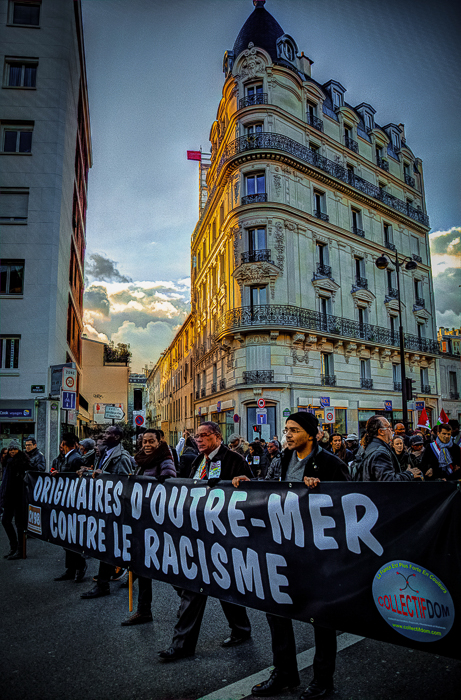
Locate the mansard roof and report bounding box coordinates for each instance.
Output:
[233,1,284,62]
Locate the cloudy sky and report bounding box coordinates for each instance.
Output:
[80,0,461,371]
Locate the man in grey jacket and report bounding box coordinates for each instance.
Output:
[25,437,46,472]
[359,416,421,481]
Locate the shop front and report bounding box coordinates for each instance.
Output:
[0,404,35,450]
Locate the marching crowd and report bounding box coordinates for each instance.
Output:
[0,413,460,699]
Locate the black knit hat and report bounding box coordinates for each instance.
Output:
[286,412,319,437]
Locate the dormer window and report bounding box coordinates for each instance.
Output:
[332,90,343,108]
[364,112,373,130]
[276,34,298,64]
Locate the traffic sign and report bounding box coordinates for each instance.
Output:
[324,408,336,424]
[133,410,146,427]
[320,396,330,408]
[283,408,291,417]
[257,398,266,409]
[217,401,221,413]
[61,391,76,410]
[233,414,240,422]
[67,409,77,426]
[62,367,77,391]
[384,400,393,412]
[256,412,267,424]
[104,405,125,421]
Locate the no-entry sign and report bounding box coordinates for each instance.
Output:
[257,398,265,409]
[324,408,336,424]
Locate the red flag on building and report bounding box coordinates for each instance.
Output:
[437,408,449,425]
[187,151,201,161]
[417,408,431,429]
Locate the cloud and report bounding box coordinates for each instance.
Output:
[111,320,177,372]
[85,253,132,283]
[84,285,111,317]
[432,266,461,328]
[429,227,461,275]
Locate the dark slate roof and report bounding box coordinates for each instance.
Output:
[233,3,284,61]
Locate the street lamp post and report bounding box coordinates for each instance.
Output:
[375,249,418,431]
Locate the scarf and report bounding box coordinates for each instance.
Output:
[433,436,454,474]
[135,440,172,475]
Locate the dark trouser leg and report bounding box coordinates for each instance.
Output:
[65,548,86,573]
[137,576,152,614]
[266,613,300,682]
[171,589,208,654]
[2,503,18,550]
[97,561,116,590]
[220,601,251,637]
[313,625,337,684]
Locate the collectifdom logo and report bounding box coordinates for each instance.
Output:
[372,560,455,643]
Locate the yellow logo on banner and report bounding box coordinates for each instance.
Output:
[28,505,42,535]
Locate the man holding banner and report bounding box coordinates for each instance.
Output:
[233,412,350,700]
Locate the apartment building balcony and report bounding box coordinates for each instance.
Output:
[195,390,200,399]
[386,288,398,299]
[241,249,272,264]
[449,391,459,400]
[414,297,425,309]
[405,174,416,188]
[421,384,431,394]
[201,388,206,398]
[321,375,336,387]
[361,378,373,389]
[354,276,368,290]
[384,240,396,252]
[306,114,324,131]
[239,93,268,109]
[352,226,365,238]
[314,209,329,222]
[219,378,226,390]
[412,253,422,263]
[210,383,217,394]
[377,158,389,172]
[393,381,402,391]
[243,370,274,384]
[345,136,359,153]
[314,263,332,279]
[241,193,268,205]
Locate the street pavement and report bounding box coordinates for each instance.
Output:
[1,530,460,700]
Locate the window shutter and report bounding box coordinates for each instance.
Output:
[0,191,28,220]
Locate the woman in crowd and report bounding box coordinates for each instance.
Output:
[178,434,199,478]
[329,433,354,465]
[246,441,269,478]
[391,435,410,473]
[0,441,30,560]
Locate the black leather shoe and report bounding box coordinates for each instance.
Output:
[300,679,334,699]
[221,633,251,647]
[80,585,110,599]
[252,668,300,696]
[54,570,75,581]
[158,646,194,662]
[74,563,88,583]
[121,611,153,626]
[7,551,23,560]
[4,548,17,559]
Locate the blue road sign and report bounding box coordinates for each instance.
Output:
[62,391,76,410]
[320,396,330,407]
[256,413,267,424]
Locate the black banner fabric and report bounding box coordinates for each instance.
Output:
[25,474,461,659]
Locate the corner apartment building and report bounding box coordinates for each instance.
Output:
[438,327,461,423]
[0,0,91,464]
[148,0,440,441]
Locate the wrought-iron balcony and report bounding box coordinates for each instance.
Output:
[450,391,459,400]
[394,381,402,391]
[239,93,268,109]
[212,304,440,354]
[192,132,430,242]
[211,383,217,394]
[354,276,368,290]
[421,384,431,394]
[307,113,324,132]
[195,390,199,400]
[321,375,336,387]
[241,192,268,205]
[361,378,373,389]
[412,253,422,263]
[385,240,396,252]
[219,378,226,390]
[345,136,358,153]
[414,297,425,308]
[377,158,389,172]
[201,388,206,398]
[405,174,416,188]
[315,263,332,278]
[352,226,365,238]
[243,370,274,384]
[387,288,398,299]
[314,209,329,222]
[241,249,272,264]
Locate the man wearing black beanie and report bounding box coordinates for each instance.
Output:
[233,412,350,699]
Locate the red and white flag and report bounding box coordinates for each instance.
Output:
[437,408,449,425]
[187,150,201,161]
[417,408,431,429]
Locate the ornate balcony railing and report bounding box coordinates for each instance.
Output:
[192,132,429,242]
[412,253,422,263]
[239,93,268,109]
[414,297,425,308]
[315,263,332,278]
[201,388,206,398]
[211,383,217,394]
[421,384,431,394]
[219,378,226,390]
[361,378,373,389]
[314,209,329,222]
[394,381,402,391]
[449,391,459,400]
[195,390,200,400]
[345,136,358,153]
[307,113,324,131]
[212,304,440,354]
[387,288,398,299]
[243,370,274,384]
[377,158,389,172]
[241,193,268,205]
[354,276,368,290]
[352,226,365,237]
[405,174,416,188]
[385,240,397,252]
[321,375,336,386]
[241,249,272,264]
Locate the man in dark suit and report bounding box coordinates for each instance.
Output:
[158,421,253,662]
[53,433,87,583]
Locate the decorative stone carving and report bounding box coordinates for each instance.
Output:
[292,348,310,366]
[312,276,340,300]
[344,342,357,363]
[233,260,281,299]
[274,221,285,273]
[240,46,265,80]
[233,174,240,206]
[270,331,279,342]
[247,334,269,345]
[232,224,242,268]
[274,174,281,196]
[351,288,376,309]
[227,349,235,368]
[380,348,391,368]
[284,220,297,232]
[292,333,305,345]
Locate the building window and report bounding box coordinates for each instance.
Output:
[389,315,398,340]
[321,353,334,383]
[245,173,265,196]
[10,1,41,26]
[319,296,332,316]
[307,101,317,118]
[360,359,371,379]
[355,256,366,279]
[316,241,329,267]
[0,188,29,222]
[246,84,263,99]
[364,112,373,130]
[332,89,342,108]
[4,58,37,87]
[0,336,20,369]
[313,190,327,218]
[420,367,429,391]
[248,227,266,253]
[351,208,364,235]
[383,222,394,247]
[246,123,263,135]
[449,371,458,395]
[0,260,25,295]
[414,278,422,301]
[417,323,425,340]
[392,364,401,384]
[358,307,369,326]
[133,389,143,411]
[391,130,400,151]
[250,285,267,307]
[1,122,33,153]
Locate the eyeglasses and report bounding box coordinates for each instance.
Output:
[194,432,213,439]
[282,428,302,435]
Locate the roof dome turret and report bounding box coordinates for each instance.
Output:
[233,0,284,62]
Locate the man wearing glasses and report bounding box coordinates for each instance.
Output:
[359,416,421,482]
[158,421,253,661]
